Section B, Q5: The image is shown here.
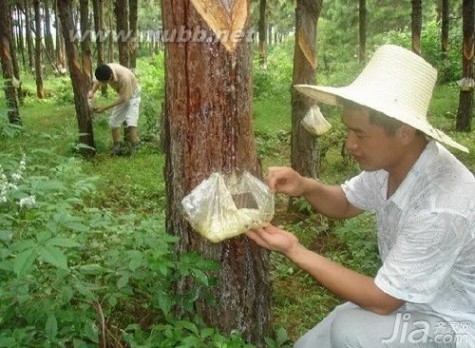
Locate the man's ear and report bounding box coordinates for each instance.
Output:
[397,124,417,145]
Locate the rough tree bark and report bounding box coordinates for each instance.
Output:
[5,2,23,104]
[441,0,449,59]
[92,0,107,95]
[128,0,138,72]
[162,0,271,345]
[24,0,35,71]
[411,0,422,55]
[54,0,66,69]
[456,0,474,131]
[57,0,95,156]
[289,0,322,212]
[0,0,21,125]
[80,0,93,81]
[258,0,267,69]
[44,0,56,60]
[114,0,129,67]
[33,0,44,98]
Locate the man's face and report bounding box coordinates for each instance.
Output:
[342,107,404,172]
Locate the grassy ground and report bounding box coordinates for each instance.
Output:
[2,60,475,344]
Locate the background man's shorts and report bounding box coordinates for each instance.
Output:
[109,91,141,128]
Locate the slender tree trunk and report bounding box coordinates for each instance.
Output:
[16,5,26,71]
[33,0,44,98]
[358,0,366,63]
[7,3,20,81]
[0,0,21,125]
[108,9,114,62]
[57,0,95,156]
[6,3,22,101]
[162,0,271,345]
[258,0,267,69]
[411,0,422,55]
[92,0,107,95]
[456,0,474,131]
[44,0,55,60]
[54,1,66,69]
[80,0,93,81]
[114,0,129,67]
[24,0,35,71]
[441,0,449,59]
[128,0,138,72]
[289,0,322,212]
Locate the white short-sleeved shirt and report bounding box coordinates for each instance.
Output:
[342,141,475,347]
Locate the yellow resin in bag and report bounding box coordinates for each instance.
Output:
[181,171,274,243]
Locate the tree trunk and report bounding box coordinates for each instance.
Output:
[54,0,66,69]
[44,0,55,60]
[114,0,129,67]
[5,2,23,104]
[411,0,422,55]
[258,0,267,69]
[162,0,271,345]
[80,0,93,81]
[108,10,114,62]
[0,0,21,125]
[358,0,366,63]
[441,0,449,59]
[24,0,35,71]
[33,0,44,98]
[92,0,107,95]
[57,0,95,156]
[289,0,322,212]
[128,0,138,72]
[456,0,474,131]
[16,5,26,70]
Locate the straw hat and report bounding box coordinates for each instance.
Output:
[294,44,468,152]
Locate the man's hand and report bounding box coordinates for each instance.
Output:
[265,167,306,196]
[87,90,94,99]
[246,224,299,255]
[93,106,107,113]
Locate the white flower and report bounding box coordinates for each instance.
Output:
[11,173,22,182]
[19,195,36,209]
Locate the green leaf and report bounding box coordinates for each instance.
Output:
[275,327,289,345]
[191,269,209,286]
[48,237,81,248]
[38,245,68,270]
[13,248,37,276]
[45,314,58,341]
[64,221,89,233]
[61,286,74,304]
[200,327,215,339]
[0,230,12,243]
[156,290,172,316]
[178,321,199,335]
[35,180,67,192]
[78,264,106,275]
[11,239,36,252]
[0,337,16,347]
[117,275,129,289]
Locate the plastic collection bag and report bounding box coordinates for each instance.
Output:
[181,171,275,243]
[301,104,332,136]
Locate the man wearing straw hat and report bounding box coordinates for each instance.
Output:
[247,45,474,347]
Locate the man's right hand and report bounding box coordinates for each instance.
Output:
[265,166,306,196]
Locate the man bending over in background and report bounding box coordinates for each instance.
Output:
[88,63,141,156]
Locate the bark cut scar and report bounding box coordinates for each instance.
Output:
[190,0,248,53]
